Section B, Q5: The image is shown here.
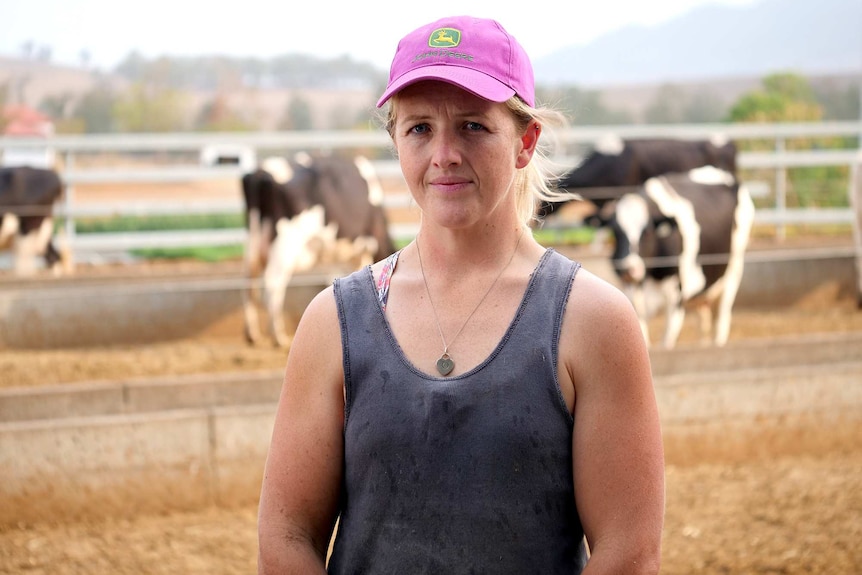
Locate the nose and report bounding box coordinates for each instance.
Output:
[431,130,462,168]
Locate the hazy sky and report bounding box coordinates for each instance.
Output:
[1,0,761,71]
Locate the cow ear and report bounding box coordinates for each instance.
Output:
[516,121,541,169]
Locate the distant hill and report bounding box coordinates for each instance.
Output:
[0,57,124,109]
[3,0,860,131]
[533,0,862,87]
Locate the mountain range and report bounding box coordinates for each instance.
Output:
[532,0,862,87]
[1,0,860,129]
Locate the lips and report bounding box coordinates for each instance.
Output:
[428,177,471,193]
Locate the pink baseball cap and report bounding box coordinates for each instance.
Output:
[376,16,535,108]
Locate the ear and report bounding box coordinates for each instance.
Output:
[516,121,541,169]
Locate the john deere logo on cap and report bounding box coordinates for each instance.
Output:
[428,28,461,48]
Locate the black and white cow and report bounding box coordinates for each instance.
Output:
[241,152,396,347]
[606,166,755,349]
[0,166,71,275]
[539,135,738,223]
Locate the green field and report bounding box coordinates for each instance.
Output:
[64,214,597,262]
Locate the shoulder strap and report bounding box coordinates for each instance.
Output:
[376,250,401,310]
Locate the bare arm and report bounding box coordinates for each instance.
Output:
[258,286,345,574]
[562,270,665,575]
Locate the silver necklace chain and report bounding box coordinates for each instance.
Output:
[416,228,525,376]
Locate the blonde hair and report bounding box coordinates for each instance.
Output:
[382,94,578,227]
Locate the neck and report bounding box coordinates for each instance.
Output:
[414,223,529,272]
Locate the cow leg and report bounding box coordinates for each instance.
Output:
[242,287,264,345]
[714,185,755,346]
[0,214,19,249]
[626,284,652,347]
[355,236,378,268]
[29,217,66,276]
[242,276,264,345]
[695,302,714,346]
[714,259,743,347]
[44,240,62,275]
[660,277,686,349]
[263,255,293,349]
[263,207,329,349]
[590,226,611,254]
[46,228,74,276]
[674,203,706,300]
[242,209,267,345]
[13,228,44,276]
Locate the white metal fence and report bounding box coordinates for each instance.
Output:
[2,121,861,253]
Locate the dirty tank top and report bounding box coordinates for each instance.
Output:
[328,248,587,575]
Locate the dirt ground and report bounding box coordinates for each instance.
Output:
[1,257,862,574]
[2,237,862,388]
[2,300,862,387]
[1,248,860,391]
[1,452,859,575]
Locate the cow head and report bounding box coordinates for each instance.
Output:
[609,193,649,284]
[609,192,680,285]
[704,135,738,176]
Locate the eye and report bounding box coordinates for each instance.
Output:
[464,121,485,132]
[408,123,430,135]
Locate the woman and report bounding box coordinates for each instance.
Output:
[258,15,665,574]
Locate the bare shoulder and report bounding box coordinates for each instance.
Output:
[567,266,640,333]
[287,284,343,381]
[561,265,652,389]
[298,283,339,329]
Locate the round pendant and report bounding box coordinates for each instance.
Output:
[436,353,454,376]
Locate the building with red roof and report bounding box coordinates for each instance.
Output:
[1,105,56,167]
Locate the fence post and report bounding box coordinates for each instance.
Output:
[852,151,862,309]
[62,151,75,240]
[774,137,787,242]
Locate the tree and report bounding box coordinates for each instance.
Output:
[535,85,633,126]
[195,94,255,132]
[0,82,9,133]
[39,92,73,119]
[40,92,89,135]
[728,72,822,124]
[643,84,689,124]
[681,91,727,123]
[72,84,118,133]
[35,45,53,62]
[327,103,357,130]
[278,94,314,130]
[727,73,846,210]
[19,40,34,60]
[113,82,189,132]
[114,51,148,80]
[814,82,861,121]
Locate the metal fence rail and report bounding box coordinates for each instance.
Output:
[2,120,861,151]
[2,121,861,253]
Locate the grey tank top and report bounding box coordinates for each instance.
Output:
[328,248,587,575]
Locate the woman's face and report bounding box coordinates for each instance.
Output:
[391,81,536,230]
